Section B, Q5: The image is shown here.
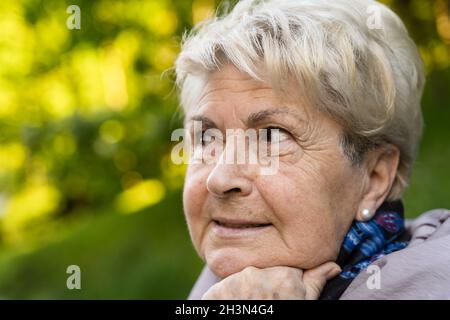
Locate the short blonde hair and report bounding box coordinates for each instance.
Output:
[175,0,425,201]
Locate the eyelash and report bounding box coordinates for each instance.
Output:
[195,126,292,145]
[261,126,291,143]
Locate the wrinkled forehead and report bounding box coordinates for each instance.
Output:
[182,64,315,127]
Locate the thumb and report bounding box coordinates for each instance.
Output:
[302,261,341,300]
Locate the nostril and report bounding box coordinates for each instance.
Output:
[206,170,252,197]
[224,187,241,194]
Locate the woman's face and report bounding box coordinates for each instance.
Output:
[183,64,365,278]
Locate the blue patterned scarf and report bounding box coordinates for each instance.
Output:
[320,200,410,299]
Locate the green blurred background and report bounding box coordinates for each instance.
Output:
[0,0,448,299]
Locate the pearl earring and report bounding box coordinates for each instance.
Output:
[361,208,373,221]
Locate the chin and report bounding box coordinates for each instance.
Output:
[204,245,331,278]
[205,247,259,279]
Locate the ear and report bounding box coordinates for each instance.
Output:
[356,144,400,221]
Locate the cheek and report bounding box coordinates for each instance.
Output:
[183,167,209,249]
[255,163,350,266]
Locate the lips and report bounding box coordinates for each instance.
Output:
[212,218,272,229]
[211,218,272,238]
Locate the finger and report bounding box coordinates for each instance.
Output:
[201,283,221,300]
[201,273,241,300]
[269,265,303,277]
[302,262,341,300]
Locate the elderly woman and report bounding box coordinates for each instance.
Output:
[174,0,450,299]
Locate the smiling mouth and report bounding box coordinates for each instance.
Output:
[211,219,272,238]
[214,220,270,229]
[212,219,272,229]
[211,218,273,238]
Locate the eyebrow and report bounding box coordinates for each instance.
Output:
[246,107,306,127]
[186,107,306,128]
[187,115,217,129]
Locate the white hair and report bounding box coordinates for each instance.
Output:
[175,0,425,201]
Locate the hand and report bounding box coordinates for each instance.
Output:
[201,262,341,300]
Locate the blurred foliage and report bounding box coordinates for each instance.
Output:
[0,0,448,298]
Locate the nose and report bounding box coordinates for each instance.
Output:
[206,161,253,198]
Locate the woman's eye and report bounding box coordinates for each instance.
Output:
[200,130,215,146]
[261,127,291,143]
